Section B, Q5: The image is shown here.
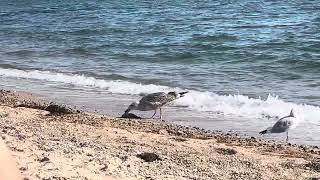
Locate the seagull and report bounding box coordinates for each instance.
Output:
[124,91,188,121]
[259,109,298,142]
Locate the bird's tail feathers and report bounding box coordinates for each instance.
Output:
[259,127,271,135]
[259,130,268,135]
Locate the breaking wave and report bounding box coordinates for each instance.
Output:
[1,67,320,122]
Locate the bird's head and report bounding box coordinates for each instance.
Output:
[125,102,138,114]
[167,91,188,99]
[168,91,179,98]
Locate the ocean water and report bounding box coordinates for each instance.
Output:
[0,0,320,145]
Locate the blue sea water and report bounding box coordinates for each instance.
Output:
[0,0,320,145]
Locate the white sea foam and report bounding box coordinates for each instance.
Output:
[1,68,320,122]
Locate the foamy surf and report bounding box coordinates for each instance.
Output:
[175,91,320,123]
[1,68,320,123]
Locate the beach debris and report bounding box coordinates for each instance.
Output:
[136,152,161,162]
[17,134,26,141]
[158,129,169,135]
[19,167,28,171]
[216,148,237,155]
[177,130,185,135]
[170,137,188,142]
[305,160,320,172]
[15,101,78,115]
[15,101,43,110]
[120,112,142,119]
[45,103,78,114]
[0,89,80,114]
[0,111,8,118]
[42,176,67,180]
[38,156,50,163]
[100,164,108,171]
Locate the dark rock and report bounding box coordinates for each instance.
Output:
[39,157,50,162]
[100,164,108,171]
[79,142,88,147]
[12,147,24,152]
[70,137,77,143]
[120,155,128,162]
[45,103,76,114]
[176,131,185,136]
[17,134,26,141]
[171,137,188,142]
[19,167,28,171]
[120,112,142,119]
[14,100,78,115]
[309,178,319,180]
[306,160,320,172]
[42,176,66,180]
[216,148,237,155]
[137,152,162,162]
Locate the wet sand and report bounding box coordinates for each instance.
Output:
[0,89,319,179]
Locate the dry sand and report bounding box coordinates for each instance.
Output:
[0,89,319,180]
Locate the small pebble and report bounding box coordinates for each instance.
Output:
[19,167,28,171]
[39,157,50,162]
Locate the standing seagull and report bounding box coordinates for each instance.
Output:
[259,109,298,142]
[124,91,188,121]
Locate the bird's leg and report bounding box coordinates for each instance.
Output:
[150,109,157,118]
[286,131,289,143]
[160,108,163,121]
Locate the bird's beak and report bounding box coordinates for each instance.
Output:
[179,91,188,97]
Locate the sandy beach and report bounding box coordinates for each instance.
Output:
[0,89,319,180]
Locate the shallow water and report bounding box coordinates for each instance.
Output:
[0,0,320,145]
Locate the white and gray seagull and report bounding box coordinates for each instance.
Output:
[259,109,298,142]
[124,91,188,121]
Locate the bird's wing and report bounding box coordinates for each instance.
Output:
[139,92,168,106]
[271,116,294,133]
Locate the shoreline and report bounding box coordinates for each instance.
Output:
[0,89,319,179]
